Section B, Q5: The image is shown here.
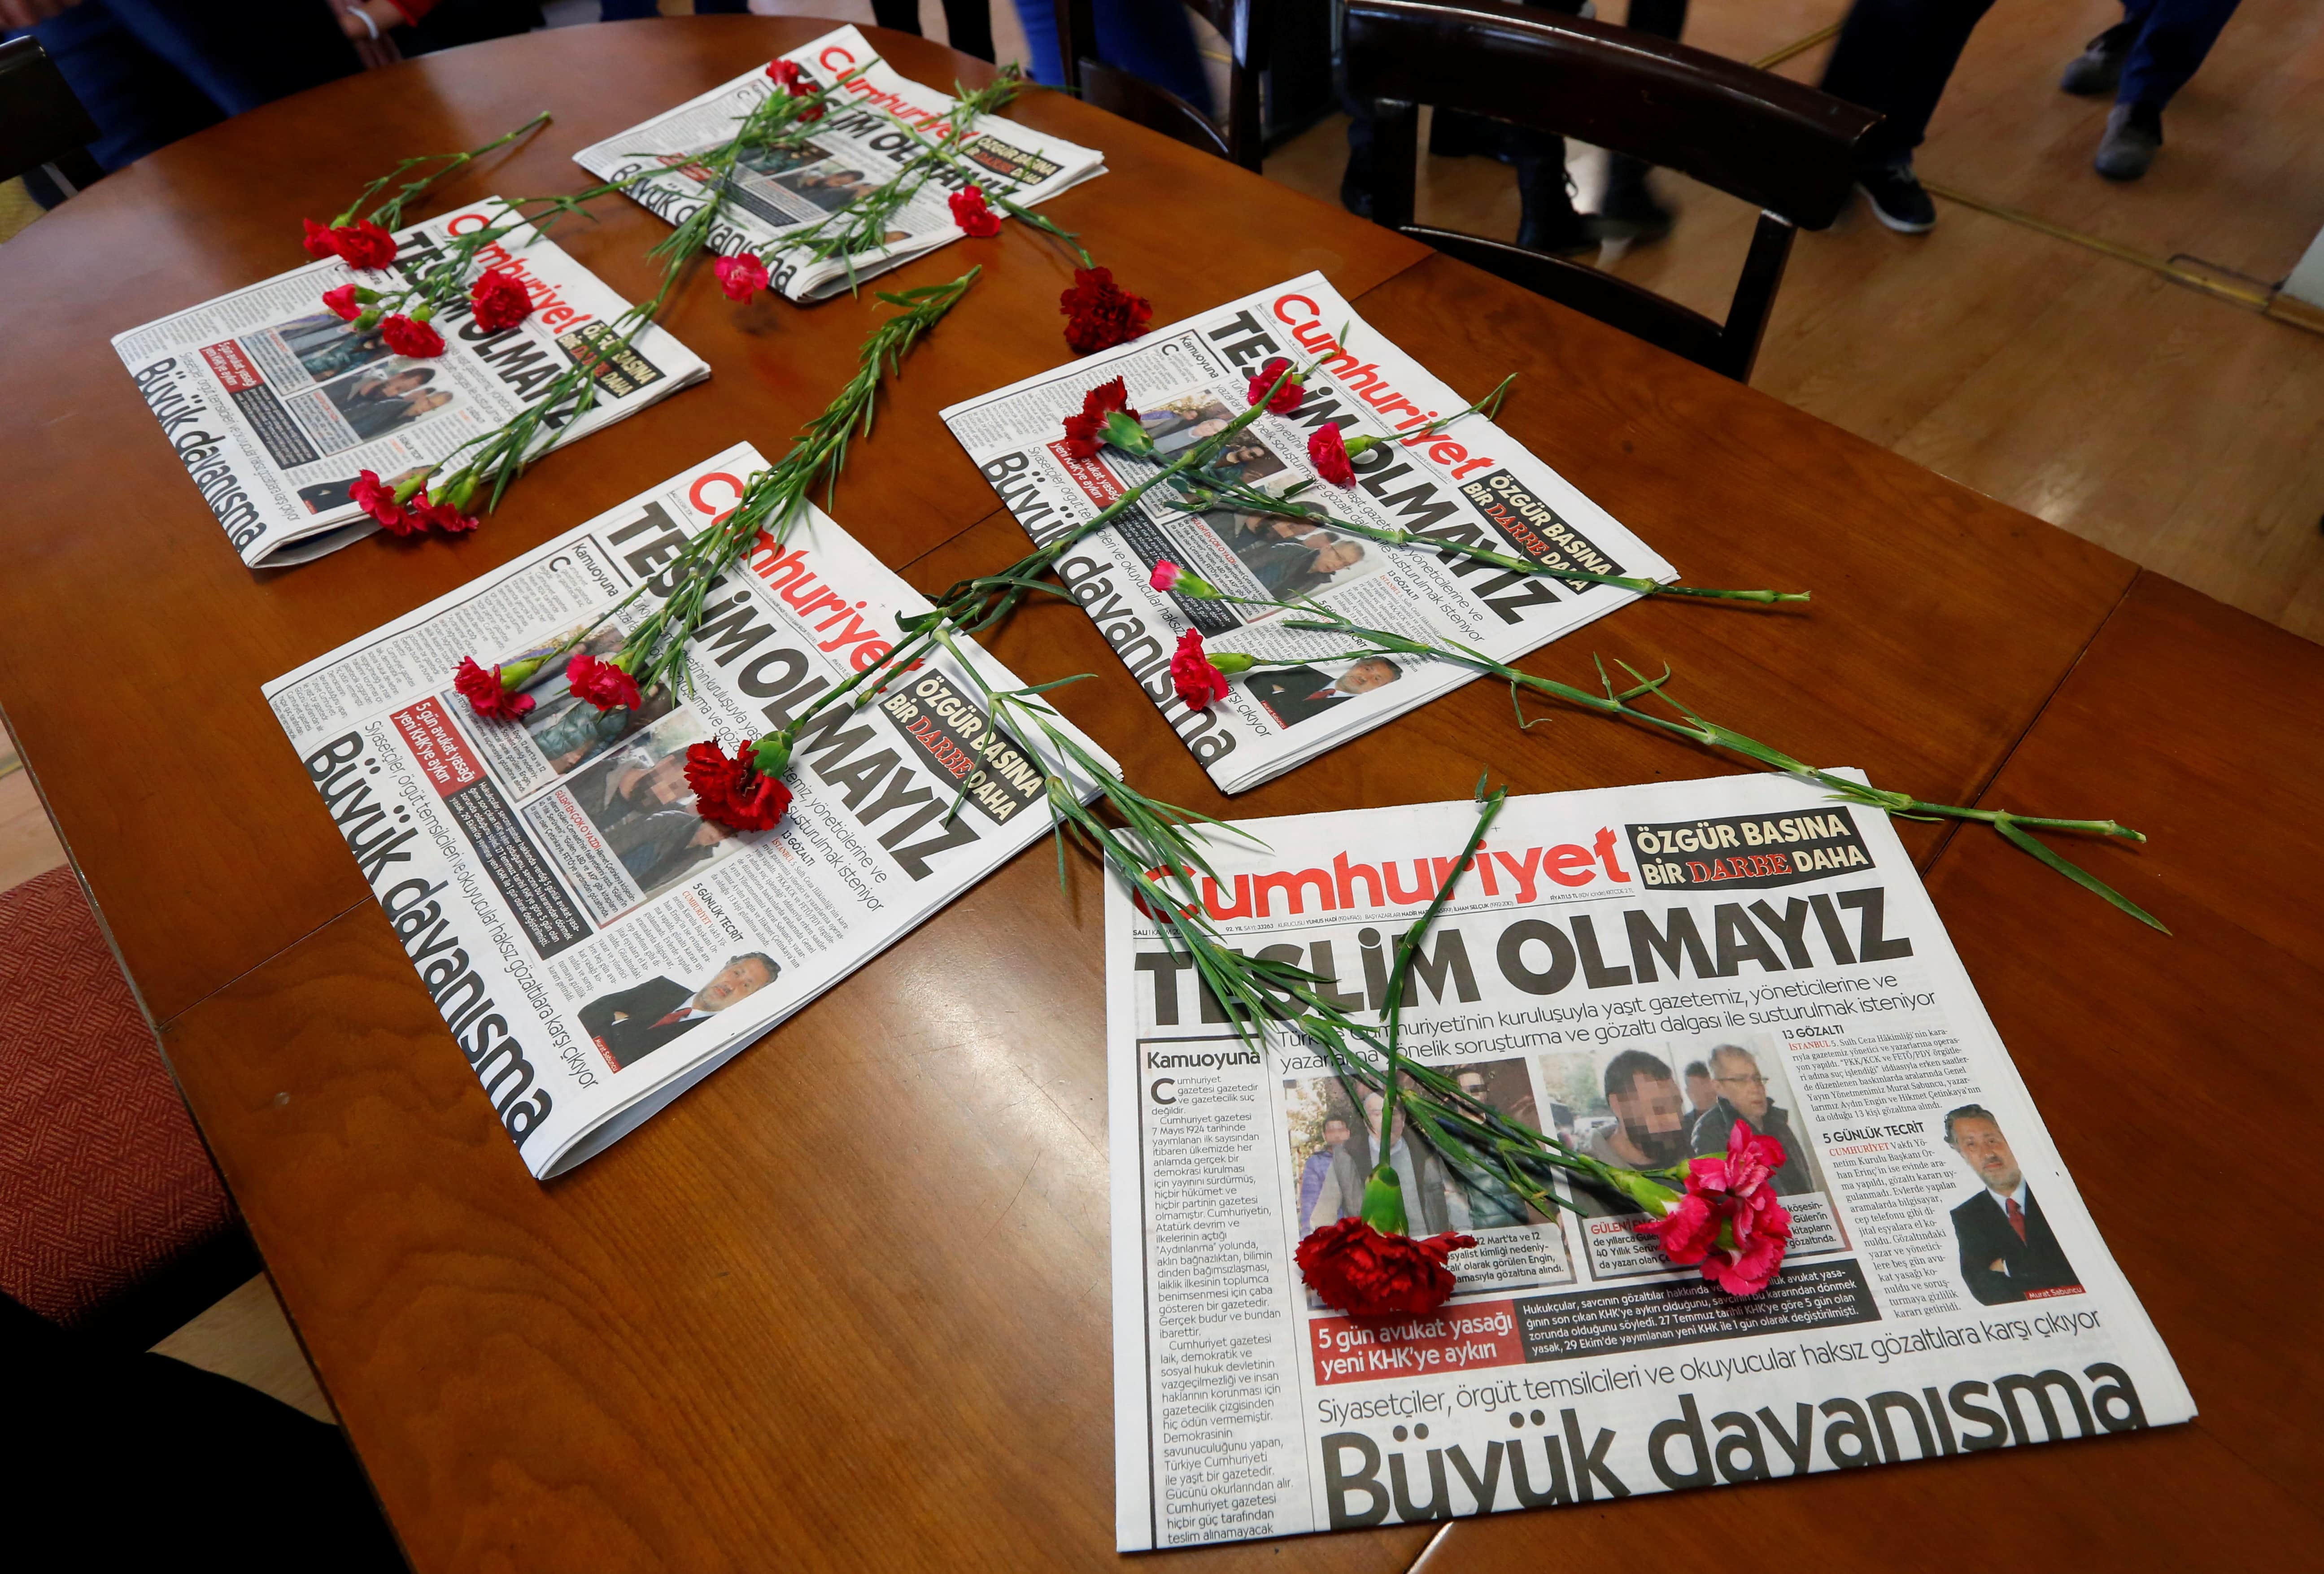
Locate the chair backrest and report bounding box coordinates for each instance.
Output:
[0,36,102,192]
[1343,0,1879,381]
[1054,0,1267,171]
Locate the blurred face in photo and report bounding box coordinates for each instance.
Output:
[1321,1117,1351,1151]
[1456,1071,1491,1107]
[1337,659,1398,698]
[1610,1072,1690,1167]
[1712,1048,1770,1122]
[693,955,776,1012]
[1686,1067,1716,1115]
[1362,1090,1401,1147]
[1951,1116,2022,1196]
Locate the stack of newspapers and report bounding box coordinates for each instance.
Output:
[113,199,707,568]
[576,24,1106,302]
[940,271,1677,794]
[265,445,1110,1177]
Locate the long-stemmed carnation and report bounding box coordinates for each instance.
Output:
[1246,602,2164,930]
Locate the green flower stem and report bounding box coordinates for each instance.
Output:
[863,100,1095,266]
[1264,603,2166,932]
[335,113,552,232]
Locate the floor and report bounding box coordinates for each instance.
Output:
[3,0,2314,1452]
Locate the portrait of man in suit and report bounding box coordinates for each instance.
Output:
[1945,1103,2081,1304]
[577,952,780,1073]
[1243,656,1400,729]
[1686,1042,1819,1196]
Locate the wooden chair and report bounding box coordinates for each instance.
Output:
[0,36,103,197]
[1343,0,1880,381]
[1054,0,1267,171]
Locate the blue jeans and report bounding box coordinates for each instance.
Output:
[20,0,358,173]
[2117,0,2241,109]
[1008,0,1211,112]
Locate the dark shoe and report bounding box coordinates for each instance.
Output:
[1856,161,1936,233]
[1517,209,1596,257]
[2060,22,2137,96]
[2094,102,2162,181]
[1430,108,1516,163]
[1340,164,1375,221]
[1589,156,1674,244]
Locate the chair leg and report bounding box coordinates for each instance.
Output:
[1717,209,1796,381]
[1369,98,1419,232]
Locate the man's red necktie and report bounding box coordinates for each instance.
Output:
[2006,1197,2027,1242]
[651,1009,688,1028]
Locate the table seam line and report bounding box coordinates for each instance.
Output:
[154,894,375,1037]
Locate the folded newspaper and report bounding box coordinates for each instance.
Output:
[1108,773,2189,1548]
[942,273,1678,793]
[114,199,707,568]
[266,444,1110,1177]
[574,24,1106,302]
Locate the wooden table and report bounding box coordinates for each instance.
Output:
[0,18,2312,1572]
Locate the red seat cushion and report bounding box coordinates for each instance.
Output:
[0,866,231,1326]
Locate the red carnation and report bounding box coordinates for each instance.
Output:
[1635,1120,1795,1297]
[715,253,770,302]
[329,219,398,271]
[415,497,479,534]
[381,314,445,358]
[350,469,419,536]
[566,652,643,713]
[686,738,793,832]
[469,267,533,332]
[1247,356,1304,415]
[302,218,341,260]
[948,184,1003,238]
[323,284,364,322]
[1296,1218,1475,1318]
[766,57,826,121]
[1313,424,1365,485]
[1169,628,1230,709]
[1060,266,1151,355]
[1059,376,1135,459]
[454,656,534,720]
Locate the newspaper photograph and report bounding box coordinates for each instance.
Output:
[1107,772,2190,1548]
[573,25,1107,302]
[114,200,708,569]
[941,272,1679,793]
[265,443,1112,1178]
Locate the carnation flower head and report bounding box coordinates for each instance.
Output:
[1060,266,1151,354]
[948,184,1002,238]
[1296,1218,1476,1318]
[715,253,770,302]
[328,219,398,271]
[468,267,533,332]
[1169,628,1230,709]
[1247,357,1304,415]
[1632,1119,1795,1295]
[686,738,793,832]
[350,470,420,536]
[566,651,643,713]
[454,656,535,720]
[381,314,445,358]
[1059,377,1136,459]
[766,58,826,119]
[323,284,365,322]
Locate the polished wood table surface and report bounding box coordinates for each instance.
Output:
[0,18,2313,1572]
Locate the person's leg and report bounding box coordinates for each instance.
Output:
[2097,0,2240,179]
[691,0,753,12]
[2118,0,2240,109]
[1820,0,1997,231]
[598,0,662,18]
[2060,0,2148,96]
[21,0,224,174]
[940,0,995,61]
[96,0,358,121]
[1596,0,1689,241]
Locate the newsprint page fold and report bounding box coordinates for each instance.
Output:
[265,445,1111,1177]
[1108,774,2189,1549]
[113,199,706,568]
[574,24,1106,302]
[942,271,1678,793]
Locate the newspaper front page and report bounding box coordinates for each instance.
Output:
[265,444,1111,1178]
[573,25,1107,303]
[941,272,1679,793]
[1107,773,2190,1548]
[113,200,708,568]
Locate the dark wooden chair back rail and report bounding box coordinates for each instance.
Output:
[1343,0,1879,381]
[1054,0,1267,170]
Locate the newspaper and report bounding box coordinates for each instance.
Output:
[573,25,1107,303]
[941,273,1679,794]
[113,200,708,569]
[1107,772,2190,1548]
[265,444,1111,1178]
